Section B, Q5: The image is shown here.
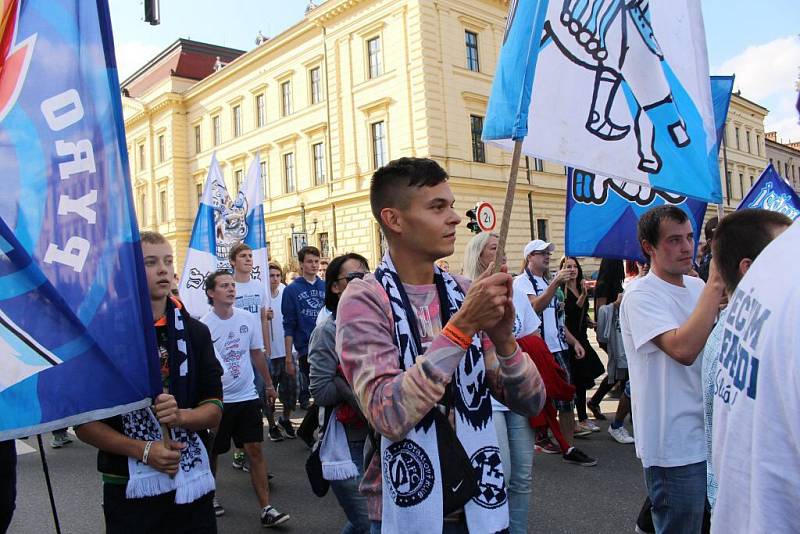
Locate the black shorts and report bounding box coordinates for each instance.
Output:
[103,484,216,534]
[212,399,263,455]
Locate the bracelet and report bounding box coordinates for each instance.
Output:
[142,441,153,465]
[442,323,472,350]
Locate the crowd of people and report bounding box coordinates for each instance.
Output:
[2,157,797,534]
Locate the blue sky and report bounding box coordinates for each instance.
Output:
[109,0,800,140]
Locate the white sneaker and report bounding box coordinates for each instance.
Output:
[584,420,601,432]
[608,425,635,444]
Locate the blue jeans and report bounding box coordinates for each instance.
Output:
[644,461,706,534]
[370,520,468,534]
[298,354,311,406]
[493,410,534,534]
[330,440,370,534]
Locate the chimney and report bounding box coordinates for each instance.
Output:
[766,131,777,142]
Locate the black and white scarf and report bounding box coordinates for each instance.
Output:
[122,299,214,503]
[375,253,508,533]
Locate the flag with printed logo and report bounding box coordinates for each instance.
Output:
[738,164,800,221]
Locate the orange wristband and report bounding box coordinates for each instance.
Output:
[442,323,473,350]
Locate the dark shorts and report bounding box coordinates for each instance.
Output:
[102,484,216,534]
[212,399,263,455]
[551,350,575,412]
[269,358,298,411]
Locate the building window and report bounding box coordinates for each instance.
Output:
[749,175,754,187]
[260,160,267,196]
[194,125,202,153]
[735,127,740,150]
[536,219,549,241]
[470,115,485,163]
[738,173,744,199]
[281,81,292,117]
[313,142,326,186]
[196,183,203,206]
[255,94,265,128]
[159,188,167,223]
[745,130,751,153]
[139,191,147,224]
[283,152,295,193]
[138,144,145,171]
[371,121,387,169]
[534,158,544,172]
[212,115,221,146]
[755,134,761,156]
[318,232,330,258]
[465,31,480,72]
[158,134,165,163]
[310,67,322,105]
[232,105,242,138]
[786,162,790,178]
[367,37,382,79]
[235,169,244,192]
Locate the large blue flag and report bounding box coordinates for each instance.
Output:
[484,0,722,203]
[565,76,735,261]
[738,164,800,221]
[0,0,160,440]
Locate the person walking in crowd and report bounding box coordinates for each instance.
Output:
[76,232,223,533]
[0,440,15,534]
[309,253,371,534]
[706,210,793,531]
[620,206,725,534]
[228,243,273,470]
[513,240,596,466]
[282,246,326,413]
[265,261,294,442]
[336,157,545,533]
[559,256,605,436]
[201,270,289,527]
[462,232,541,534]
[318,259,330,281]
[695,216,718,282]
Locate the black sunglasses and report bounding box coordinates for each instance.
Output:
[337,271,365,283]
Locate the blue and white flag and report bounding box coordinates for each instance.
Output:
[738,164,800,221]
[0,0,160,440]
[180,154,268,316]
[565,76,734,261]
[485,0,722,203]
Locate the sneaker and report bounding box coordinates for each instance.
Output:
[584,420,601,432]
[242,456,251,473]
[232,451,246,470]
[574,422,593,438]
[586,400,607,420]
[278,417,296,439]
[562,447,597,466]
[213,496,225,517]
[50,433,72,449]
[260,505,290,528]
[534,438,561,455]
[608,424,635,444]
[268,426,284,442]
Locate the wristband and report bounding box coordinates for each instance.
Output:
[142,441,153,465]
[442,323,472,350]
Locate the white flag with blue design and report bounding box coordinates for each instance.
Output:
[180,154,268,317]
[484,0,722,203]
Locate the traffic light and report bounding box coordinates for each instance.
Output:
[144,0,160,25]
[465,207,480,234]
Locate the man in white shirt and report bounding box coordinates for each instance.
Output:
[201,270,289,527]
[620,206,725,533]
[513,240,596,467]
[710,212,796,533]
[265,261,296,441]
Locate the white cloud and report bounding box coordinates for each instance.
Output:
[114,41,161,81]
[715,35,800,141]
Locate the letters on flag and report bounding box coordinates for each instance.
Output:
[0,0,160,440]
[738,164,800,221]
[484,0,722,203]
[564,76,734,261]
[180,154,268,317]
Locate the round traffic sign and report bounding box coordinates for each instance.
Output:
[476,202,496,232]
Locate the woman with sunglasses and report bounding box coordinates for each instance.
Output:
[308,253,370,534]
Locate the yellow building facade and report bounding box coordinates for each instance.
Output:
[122,0,768,275]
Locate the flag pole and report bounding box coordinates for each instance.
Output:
[494,139,524,274]
[718,134,730,220]
[36,435,63,534]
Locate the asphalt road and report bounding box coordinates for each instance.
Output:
[9,392,646,534]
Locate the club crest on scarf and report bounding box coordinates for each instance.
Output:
[470,446,507,509]
[383,439,435,507]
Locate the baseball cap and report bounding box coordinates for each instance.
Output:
[523,240,555,258]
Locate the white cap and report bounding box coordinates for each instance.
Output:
[523,239,555,258]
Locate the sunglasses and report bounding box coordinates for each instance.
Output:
[337,271,365,283]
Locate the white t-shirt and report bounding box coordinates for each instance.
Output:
[711,221,800,533]
[234,278,266,315]
[267,284,286,359]
[513,272,568,353]
[201,307,263,403]
[620,272,706,468]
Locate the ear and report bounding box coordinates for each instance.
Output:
[641,240,655,259]
[738,258,753,279]
[380,207,403,236]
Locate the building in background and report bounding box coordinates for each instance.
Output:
[765,131,800,193]
[121,0,772,274]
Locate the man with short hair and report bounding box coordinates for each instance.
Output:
[513,240,596,466]
[282,246,325,419]
[696,216,718,282]
[265,262,295,442]
[76,232,223,533]
[318,258,329,281]
[706,210,794,532]
[337,157,545,532]
[620,205,725,533]
[201,270,288,527]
